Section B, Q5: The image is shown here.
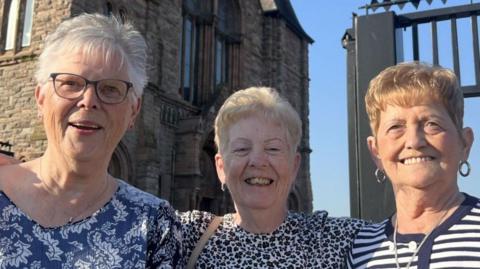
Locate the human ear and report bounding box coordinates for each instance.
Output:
[367,136,383,169]
[128,97,142,129]
[461,127,474,160]
[215,153,226,185]
[34,84,46,119]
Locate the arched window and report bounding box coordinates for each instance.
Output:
[1,0,34,52]
[108,142,133,184]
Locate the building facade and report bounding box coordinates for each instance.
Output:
[0,0,313,214]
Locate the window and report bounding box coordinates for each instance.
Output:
[1,0,35,52]
[215,36,226,86]
[4,0,20,50]
[179,0,240,104]
[21,0,34,47]
[179,16,197,103]
[214,0,240,87]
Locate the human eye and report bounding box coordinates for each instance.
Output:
[98,80,127,103]
[424,121,443,134]
[387,124,403,132]
[232,147,250,156]
[55,74,83,91]
[265,146,281,153]
[99,81,123,96]
[384,122,405,137]
[265,140,285,154]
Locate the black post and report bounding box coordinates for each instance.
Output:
[348,11,398,221]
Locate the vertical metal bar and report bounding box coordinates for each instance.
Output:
[432,20,439,65]
[451,17,461,82]
[412,23,419,60]
[472,15,480,86]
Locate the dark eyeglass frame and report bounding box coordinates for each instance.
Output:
[49,72,133,104]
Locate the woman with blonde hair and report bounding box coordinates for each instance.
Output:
[181,86,365,268]
[347,62,478,268]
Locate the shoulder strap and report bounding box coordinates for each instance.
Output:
[186,215,223,269]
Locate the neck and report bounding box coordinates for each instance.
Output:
[233,205,288,233]
[41,146,110,188]
[35,149,111,198]
[19,153,115,227]
[394,187,463,234]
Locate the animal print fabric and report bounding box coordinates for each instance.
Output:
[180,210,365,268]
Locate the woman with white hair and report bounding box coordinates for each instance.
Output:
[181,86,365,268]
[0,14,182,267]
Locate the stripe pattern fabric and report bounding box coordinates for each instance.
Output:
[347,193,480,269]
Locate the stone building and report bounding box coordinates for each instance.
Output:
[0,0,313,214]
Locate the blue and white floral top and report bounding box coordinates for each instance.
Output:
[0,180,183,268]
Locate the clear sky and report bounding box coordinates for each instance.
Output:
[290,0,480,216]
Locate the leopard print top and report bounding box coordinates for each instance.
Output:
[180,210,365,268]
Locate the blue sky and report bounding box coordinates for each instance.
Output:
[290,0,480,216]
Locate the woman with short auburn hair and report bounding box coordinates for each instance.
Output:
[347,62,478,268]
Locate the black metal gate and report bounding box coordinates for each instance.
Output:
[344,2,480,221]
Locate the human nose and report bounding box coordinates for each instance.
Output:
[77,83,99,109]
[248,148,268,167]
[405,125,427,149]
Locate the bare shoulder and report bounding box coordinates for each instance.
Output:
[0,160,36,192]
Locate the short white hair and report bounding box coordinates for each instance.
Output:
[35,13,147,97]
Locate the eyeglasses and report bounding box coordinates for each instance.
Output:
[50,73,133,104]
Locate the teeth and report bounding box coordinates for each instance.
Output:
[403,157,432,165]
[245,177,272,185]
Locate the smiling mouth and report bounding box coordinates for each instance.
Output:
[245,177,274,186]
[401,156,434,165]
[69,122,102,131]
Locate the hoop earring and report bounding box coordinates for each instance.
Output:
[375,168,387,184]
[221,183,226,192]
[459,160,471,177]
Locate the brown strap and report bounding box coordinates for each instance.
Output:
[186,216,223,269]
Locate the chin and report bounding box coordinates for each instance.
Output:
[64,146,103,162]
[241,198,278,211]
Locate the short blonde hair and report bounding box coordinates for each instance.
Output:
[214,87,302,154]
[365,62,463,137]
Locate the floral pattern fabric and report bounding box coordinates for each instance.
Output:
[0,180,183,269]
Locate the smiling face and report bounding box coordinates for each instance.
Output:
[36,51,141,164]
[215,114,300,213]
[367,102,473,191]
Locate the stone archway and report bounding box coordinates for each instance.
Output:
[108,141,133,184]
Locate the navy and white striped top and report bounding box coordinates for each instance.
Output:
[347,193,480,269]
